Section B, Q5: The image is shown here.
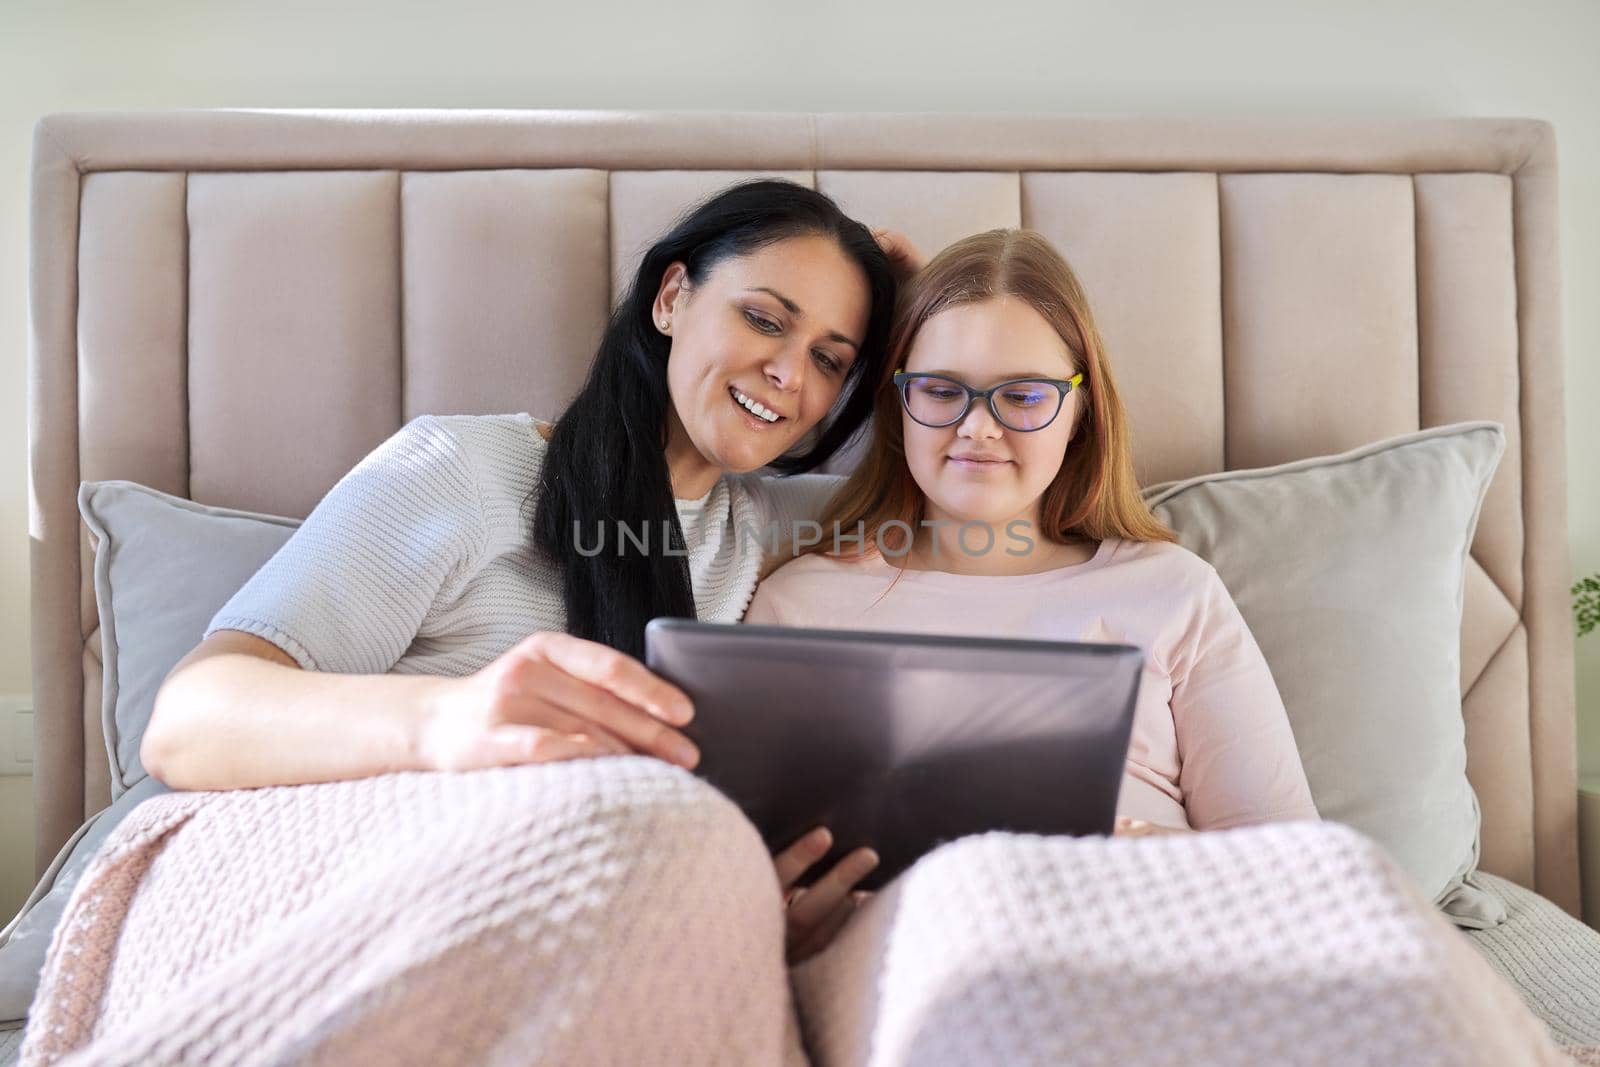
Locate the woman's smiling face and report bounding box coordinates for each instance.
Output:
[900,295,1082,531]
[657,235,870,494]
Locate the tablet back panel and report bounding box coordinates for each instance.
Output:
[646,619,1144,889]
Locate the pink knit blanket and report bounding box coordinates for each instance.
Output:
[16,758,1589,1066]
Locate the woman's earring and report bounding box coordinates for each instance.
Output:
[658,317,671,333]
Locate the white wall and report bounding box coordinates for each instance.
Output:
[2,0,1597,908]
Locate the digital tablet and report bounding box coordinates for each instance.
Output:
[643,618,1144,890]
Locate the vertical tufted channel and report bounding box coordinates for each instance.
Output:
[76,171,191,814]
[1023,172,1225,485]
[817,171,1021,268]
[401,170,611,423]
[1219,174,1420,468]
[186,171,402,519]
[607,171,817,305]
[1416,172,1530,883]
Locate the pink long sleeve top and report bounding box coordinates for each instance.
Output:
[744,537,1319,831]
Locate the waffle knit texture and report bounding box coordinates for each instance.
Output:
[206,413,839,674]
[1468,872,1600,1046]
[18,760,1588,1067]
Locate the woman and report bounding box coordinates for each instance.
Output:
[33,182,902,1066]
[748,228,1319,857]
[143,179,898,787]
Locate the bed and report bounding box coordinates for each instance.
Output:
[5,109,1599,1062]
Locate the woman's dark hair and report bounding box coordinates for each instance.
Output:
[532,180,896,657]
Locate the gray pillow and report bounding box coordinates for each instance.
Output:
[78,480,301,797]
[1143,421,1506,928]
[0,483,300,1025]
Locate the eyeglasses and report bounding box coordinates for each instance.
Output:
[892,370,1085,432]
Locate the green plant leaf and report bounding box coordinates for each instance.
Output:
[1577,572,1600,638]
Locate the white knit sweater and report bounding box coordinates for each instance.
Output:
[207,413,840,676]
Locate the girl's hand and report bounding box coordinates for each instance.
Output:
[872,227,928,284]
[415,632,699,772]
[774,827,879,964]
[1113,816,1193,837]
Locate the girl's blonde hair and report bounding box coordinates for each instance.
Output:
[809,228,1176,560]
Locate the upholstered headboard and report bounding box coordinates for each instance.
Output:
[27,111,1575,911]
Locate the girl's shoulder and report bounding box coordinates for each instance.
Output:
[749,550,892,625]
[1101,537,1227,600]
[763,548,868,578]
[1111,535,1205,569]
[759,549,887,596]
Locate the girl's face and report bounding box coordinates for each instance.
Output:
[657,235,871,490]
[900,296,1082,533]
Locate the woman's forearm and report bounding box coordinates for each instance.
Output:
[142,645,447,791]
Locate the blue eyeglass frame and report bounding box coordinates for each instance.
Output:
[891,369,1086,431]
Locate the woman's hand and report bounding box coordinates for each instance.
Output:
[1113,816,1193,837]
[414,631,699,772]
[774,827,879,965]
[872,227,928,285]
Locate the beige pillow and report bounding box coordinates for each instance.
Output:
[1143,422,1506,928]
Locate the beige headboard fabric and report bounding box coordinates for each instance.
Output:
[27,111,1576,912]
